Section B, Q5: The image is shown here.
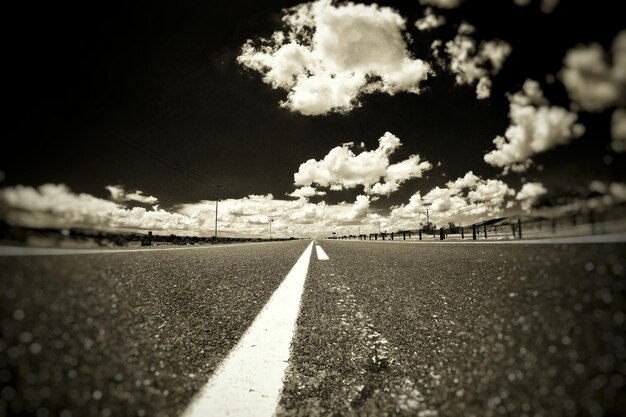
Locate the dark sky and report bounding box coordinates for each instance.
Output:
[3,0,625,212]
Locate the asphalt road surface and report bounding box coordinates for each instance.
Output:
[1,239,625,417]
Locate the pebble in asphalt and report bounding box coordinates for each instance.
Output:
[0,241,310,417]
[279,241,626,417]
[1,240,625,416]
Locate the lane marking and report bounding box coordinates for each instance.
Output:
[181,240,314,417]
[0,240,294,257]
[315,244,329,260]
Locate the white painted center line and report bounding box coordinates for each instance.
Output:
[181,241,314,417]
[315,244,329,260]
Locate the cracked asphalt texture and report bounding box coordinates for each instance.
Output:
[0,240,310,417]
[280,240,626,417]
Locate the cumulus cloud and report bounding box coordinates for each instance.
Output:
[1,184,185,232]
[560,31,626,112]
[610,182,626,202]
[389,171,515,227]
[0,184,378,238]
[293,132,432,195]
[415,8,445,31]
[612,108,626,152]
[513,0,559,13]
[237,0,431,115]
[484,79,585,172]
[419,0,463,9]
[288,186,327,198]
[438,22,512,99]
[106,185,159,205]
[516,182,547,212]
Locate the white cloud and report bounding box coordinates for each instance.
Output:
[540,0,559,13]
[106,185,159,205]
[484,79,585,172]
[589,180,607,195]
[172,193,375,235]
[610,183,626,202]
[441,23,512,99]
[513,0,559,13]
[0,184,379,238]
[446,170,480,191]
[389,171,514,227]
[106,185,125,201]
[418,0,463,9]
[293,132,432,195]
[288,186,327,198]
[586,181,626,203]
[237,0,431,115]
[468,179,515,206]
[2,184,186,233]
[516,182,547,212]
[612,108,626,152]
[415,8,445,31]
[560,31,626,112]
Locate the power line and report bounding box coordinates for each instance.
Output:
[120,140,245,239]
[220,185,239,200]
[122,140,220,188]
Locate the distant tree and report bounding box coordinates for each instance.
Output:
[112,234,125,246]
[448,222,459,233]
[422,222,436,233]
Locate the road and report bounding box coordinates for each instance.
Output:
[1,239,625,416]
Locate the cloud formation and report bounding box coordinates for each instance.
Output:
[0,184,377,238]
[437,22,512,99]
[288,186,327,198]
[415,8,446,31]
[560,31,626,112]
[106,185,159,205]
[516,182,547,212]
[513,0,559,14]
[237,0,431,115]
[484,79,585,172]
[389,171,515,227]
[418,0,463,9]
[609,182,626,203]
[560,31,626,153]
[293,132,432,195]
[2,184,186,232]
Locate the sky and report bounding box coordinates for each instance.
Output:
[1,0,625,237]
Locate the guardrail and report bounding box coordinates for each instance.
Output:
[329,204,626,241]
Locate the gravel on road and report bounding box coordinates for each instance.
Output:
[279,241,626,417]
[1,240,310,417]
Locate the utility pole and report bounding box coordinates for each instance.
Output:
[214,185,222,238]
[268,216,274,239]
